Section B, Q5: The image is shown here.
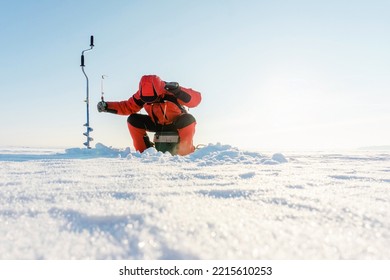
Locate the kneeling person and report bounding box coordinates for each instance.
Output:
[97,75,202,155]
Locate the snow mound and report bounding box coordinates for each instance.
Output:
[0,142,287,165]
[188,143,287,165]
[124,143,287,165]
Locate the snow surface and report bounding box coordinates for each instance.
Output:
[0,143,389,260]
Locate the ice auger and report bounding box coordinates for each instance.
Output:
[80,36,94,149]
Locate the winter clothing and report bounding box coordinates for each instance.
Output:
[98,75,201,155]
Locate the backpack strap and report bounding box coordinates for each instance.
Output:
[162,94,188,114]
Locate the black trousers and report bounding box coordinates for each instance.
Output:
[127,113,196,132]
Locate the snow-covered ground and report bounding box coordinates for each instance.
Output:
[0,143,389,260]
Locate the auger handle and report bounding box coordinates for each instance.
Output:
[81,54,85,67]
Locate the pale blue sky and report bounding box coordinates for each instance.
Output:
[0,0,389,151]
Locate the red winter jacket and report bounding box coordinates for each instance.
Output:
[106,86,201,125]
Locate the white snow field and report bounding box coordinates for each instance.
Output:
[0,143,389,260]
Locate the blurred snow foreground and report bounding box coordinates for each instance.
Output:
[0,143,389,259]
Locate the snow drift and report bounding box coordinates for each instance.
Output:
[0,143,389,259]
[0,143,287,165]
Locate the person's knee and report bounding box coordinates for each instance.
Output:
[127,114,152,129]
[174,114,196,129]
[128,114,141,126]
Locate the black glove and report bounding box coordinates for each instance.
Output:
[164,81,191,102]
[97,101,107,112]
[164,82,179,91]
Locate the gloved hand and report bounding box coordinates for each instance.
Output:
[97,101,107,112]
[164,82,179,91]
[164,81,190,102]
